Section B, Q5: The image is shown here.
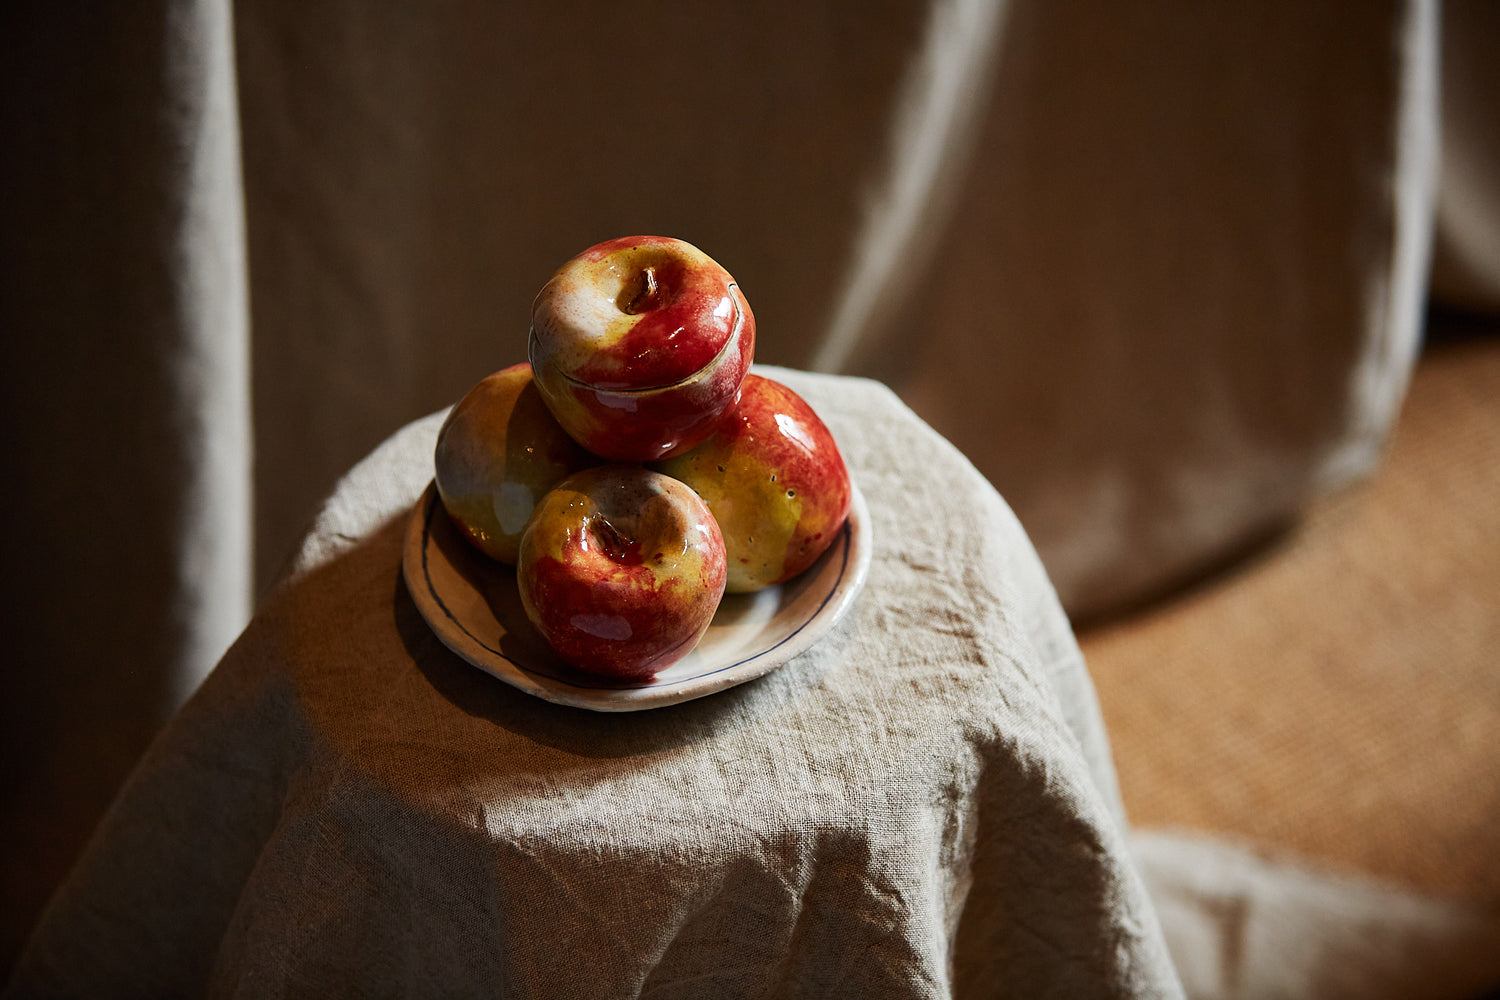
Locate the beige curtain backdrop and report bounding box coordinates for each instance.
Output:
[4,0,1464,981]
[2,0,250,972]
[1431,0,1500,313]
[234,0,1437,621]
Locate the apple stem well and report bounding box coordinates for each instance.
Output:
[588,515,644,564]
[620,266,662,315]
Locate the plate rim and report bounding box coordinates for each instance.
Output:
[402,478,872,711]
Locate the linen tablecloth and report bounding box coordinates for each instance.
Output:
[11,367,1180,998]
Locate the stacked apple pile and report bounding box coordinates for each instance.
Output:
[433,236,852,681]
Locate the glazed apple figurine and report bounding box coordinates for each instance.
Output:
[654,374,852,593]
[434,363,598,564]
[516,465,728,679]
[528,236,756,462]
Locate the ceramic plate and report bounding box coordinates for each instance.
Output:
[402,480,872,711]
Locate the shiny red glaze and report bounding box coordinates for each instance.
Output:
[433,362,598,565]
[523,554,709,678]
[517,467,727,679]
[562,323,752,462]
[653,374,851,591]
[573,244,733,390]
[529,236,756,462]
[548,236,752,391]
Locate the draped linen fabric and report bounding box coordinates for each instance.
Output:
[12,369,1186,997]
[1430,0,1500,314]
[879,0,1439,619]
[232,0,1439,620]
[1,0,1465,985]
[1,0,250,970]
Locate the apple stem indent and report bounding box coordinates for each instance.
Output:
[621,266,661,315]
[589,515,642,564]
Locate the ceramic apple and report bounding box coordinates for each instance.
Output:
[434,363,598,564]
[654,374,851,593]
[528,235,756,462]
[516,465,728,679]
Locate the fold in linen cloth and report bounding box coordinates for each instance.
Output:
[10,368,1181,998]
[1135,830,1500,1000]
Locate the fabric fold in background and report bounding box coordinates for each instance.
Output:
[0,0,250,975]
[848,0,1438,622]
[0,0,1468,987]
[225,0,1442,625]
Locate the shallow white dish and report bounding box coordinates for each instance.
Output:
[402,480,872,711]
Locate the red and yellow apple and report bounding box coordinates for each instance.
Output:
[434,363,597,564]
[653,374,851,593]
[516,465,728,679]
[528,236,756,462]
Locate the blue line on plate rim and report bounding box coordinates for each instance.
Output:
[419,488,852,693]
